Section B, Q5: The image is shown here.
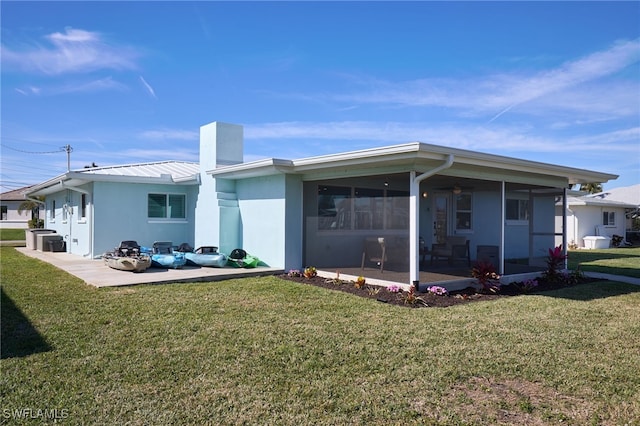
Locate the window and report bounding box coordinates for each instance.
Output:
[354,187,384,230]
[454,193,472,231]
[51,200,56,219]
[318,186,351,230]
[317,185,409,231]
[603,211,615,226]
[148,193,186,219]
[506,199,529,221]
[386,190,409,229]
[1,206,7,220]
[80,194,87,219]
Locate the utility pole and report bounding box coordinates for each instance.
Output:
[63,144,73,171]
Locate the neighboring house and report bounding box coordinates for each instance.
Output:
[26,121,618,285]
[555,184,640,248]
[0,186,43,229]
[555,195,637,249]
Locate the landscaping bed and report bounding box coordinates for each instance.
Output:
[279,265,593,308]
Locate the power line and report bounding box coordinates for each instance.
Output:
[1,143,66,155]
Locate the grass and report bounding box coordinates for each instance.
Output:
[568,247,640,278]
[0,228,27,241]
[2,247,640,425]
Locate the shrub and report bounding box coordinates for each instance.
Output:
[366,286,380,296]
[517,278,539,293]
[354,276,366,289]
[28,219,44,229]
[303,266,317,279]
[400,285,427,306]
[471,261,501,293]
[542,246,567,285]
[325,271,344,285]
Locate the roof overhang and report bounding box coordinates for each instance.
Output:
[563,197,638,208]
[25,171,200,197]
[205,142,618,187]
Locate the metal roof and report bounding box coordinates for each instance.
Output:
[26,161,200,196]
[564,196,637,208]
[206,142,618,187]
[77,161,199,179]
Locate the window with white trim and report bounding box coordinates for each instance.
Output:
[506,199,529,221]
[454,193,472,231]
[603,211,615,226]
[51,200,56,219]
[148,193,186,219]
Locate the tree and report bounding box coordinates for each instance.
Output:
[18,196,45,228]
[579,183,603,194]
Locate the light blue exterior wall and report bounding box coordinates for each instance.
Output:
[92,181,197,256]
[43,184,93,256]
[194,122,244,252]
[236,174,302,270]
[44,181,197,258]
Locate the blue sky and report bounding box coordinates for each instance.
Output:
[2,1,639,192]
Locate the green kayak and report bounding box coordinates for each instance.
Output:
[228,249,259,268]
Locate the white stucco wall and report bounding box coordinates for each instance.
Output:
[556,204,629,248]
[0,200,34,228]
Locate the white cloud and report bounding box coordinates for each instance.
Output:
[47,77,128,95]
[1,27,140,75]
[310,39,640,121]
[245,120,639,156]
[138,129,199,141]
[139,76,157,99]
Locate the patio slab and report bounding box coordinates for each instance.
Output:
[15,248,283,288]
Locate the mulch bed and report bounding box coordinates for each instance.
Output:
[278,274,597,308]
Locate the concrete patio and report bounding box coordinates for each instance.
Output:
[15,247,283,288]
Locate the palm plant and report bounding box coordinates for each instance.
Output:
[579,182,603,194]
[18,196,45,228]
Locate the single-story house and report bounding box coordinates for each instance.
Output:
[555,184,640,248]
[26,120,618,285]
[0,186,43,229]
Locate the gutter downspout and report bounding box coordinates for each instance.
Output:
[61,183,93,259]
[499,182,506,276]
[409,154,455,287]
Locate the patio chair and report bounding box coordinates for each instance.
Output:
[116,240,141,256]
[152,241,174,255]
[431,236,470,266]
[361,237,387,273]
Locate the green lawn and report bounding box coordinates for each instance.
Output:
[1,247,639,425]
[569,247,640,278]
[0,228,27,241]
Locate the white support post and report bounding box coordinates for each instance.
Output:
[409,171,420,287]
[562,186,568,270]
